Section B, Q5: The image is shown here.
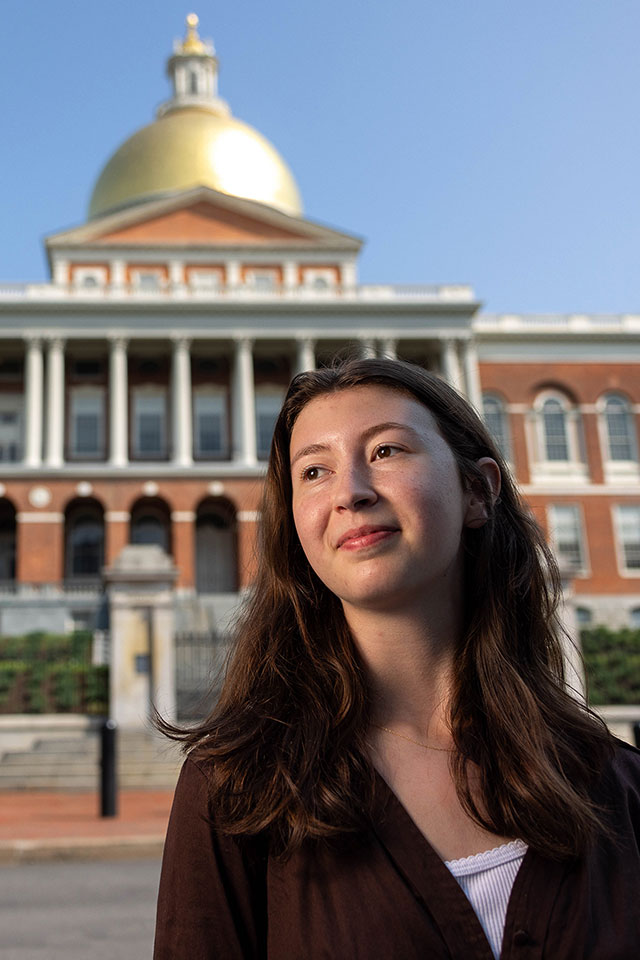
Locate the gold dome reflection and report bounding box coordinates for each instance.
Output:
[89,107,303,220]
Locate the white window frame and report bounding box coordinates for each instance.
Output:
[188,269,224,292]
[244,268,279,292]
[69,385,106,460]
[547,504,589,576]
[72,266,108,290]
[597,393,640,485]
[301,267,337,293]
[255,384,285,459]
[129,268,165,292]
[132,386,168,459]
[193,387,229,459]
[482,392,511,460]
[613,505,640,577]
[0,393,23,463]
[529,391,588,485]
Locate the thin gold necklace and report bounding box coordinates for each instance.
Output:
[372,723,453,752]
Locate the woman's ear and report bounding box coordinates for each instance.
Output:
[464,458,501,529]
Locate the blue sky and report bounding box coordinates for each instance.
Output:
[3,0,640,312]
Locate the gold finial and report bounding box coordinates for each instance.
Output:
[181,12,206,54]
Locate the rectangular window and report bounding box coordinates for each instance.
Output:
[548,505,586,570]
[615,506,640,571]
[133,392,167,458]
[0,395,23,462]
[256,389,285,459]
[70,389,105,458]
[189,270,223,291]
[194,392,228,458]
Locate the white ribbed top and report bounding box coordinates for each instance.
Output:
[445,840,528,959]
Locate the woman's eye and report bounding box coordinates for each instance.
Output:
[374,444,400,460]
[300,465,325,481]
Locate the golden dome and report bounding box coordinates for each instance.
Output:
[89,17,302,220]
[89,107,302,220]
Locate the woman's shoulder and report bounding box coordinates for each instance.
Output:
[609,737,640,788]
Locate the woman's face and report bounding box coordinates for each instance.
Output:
[289,384,497,620]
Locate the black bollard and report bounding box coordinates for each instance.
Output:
[634,722,640,750]
[100,719,118,818]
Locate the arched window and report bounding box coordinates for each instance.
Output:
[482,394,510,458]
[195,498,237,593]
[0,498,16,585]
[531,390,587,483]
[541,396,570,461]
[130,497,171,553]
[65,499,104,582]
[601,394,636,462]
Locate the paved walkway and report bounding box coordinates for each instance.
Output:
[0,789,174,864]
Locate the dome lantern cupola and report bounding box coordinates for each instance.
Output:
[88,14,302,220]
[158,13,230,119]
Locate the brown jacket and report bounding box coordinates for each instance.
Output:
[154,742,640,959]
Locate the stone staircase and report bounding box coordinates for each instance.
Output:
[0,728,184,791]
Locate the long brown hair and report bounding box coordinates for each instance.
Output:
[165,358,612,859]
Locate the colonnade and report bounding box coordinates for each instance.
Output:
[18,335,482,468]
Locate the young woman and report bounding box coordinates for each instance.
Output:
[154,358,640,959]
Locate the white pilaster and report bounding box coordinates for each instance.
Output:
[380,338,397,360]
[295,338,315,374]
[227,260,241,289]
[52,258,69,287]
[24,338,44,467]
[461,340,483,411]
[171,338,193,466]
[342,260,357,289]
[232,338,257,464]
[169,260,185,294]
[110,259,127,291]
[442,339,463,393]
[109,338,129,467]
[284,261,298,290]
[45,338,65,467]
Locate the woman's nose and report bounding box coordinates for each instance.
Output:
[333,464,378,511]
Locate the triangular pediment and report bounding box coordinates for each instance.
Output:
[46,187,362,251]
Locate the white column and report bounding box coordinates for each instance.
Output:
[45,338,65,467]
[227,260,241,289]
[342,260,357,289]
[232,338,257,464]
[109,338,128,467]
[24,338,43,467]
[380,338,397,360]
[442,339,463,392]
[295,338,315,374]
[461,339,483,411]
[52,258,69,287]
[110,260,126,288]
[171,338,193,466]
[169,260,185,295]
[360,338,376,359]
[284,261,298,290]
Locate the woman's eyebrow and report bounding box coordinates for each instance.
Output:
[290,422,420,468]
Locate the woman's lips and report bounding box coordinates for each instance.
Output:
[337,526,399,550]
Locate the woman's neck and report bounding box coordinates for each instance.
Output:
[344,605,458,741]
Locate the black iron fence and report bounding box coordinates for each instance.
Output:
[175,630,229,721]
[0,630,108,714]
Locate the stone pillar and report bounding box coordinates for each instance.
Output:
[461,339,483,411]
[52,258,69,287]
[103,544,179,729]
[380,338,397,360]
[110,259,127,291]
[442,339,463,393]
[226,260,241,289]
[284,261,298,290]
[232,338,257,464]
[45,338,65,467]
[296,338,315,374]
[109,338,128,467]
[557,563,585,702]
[171,338,193,466]
[24,338,44,467]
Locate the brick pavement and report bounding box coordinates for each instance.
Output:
[0,789,174,864]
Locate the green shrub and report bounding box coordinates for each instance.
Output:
[581,627,640,706]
